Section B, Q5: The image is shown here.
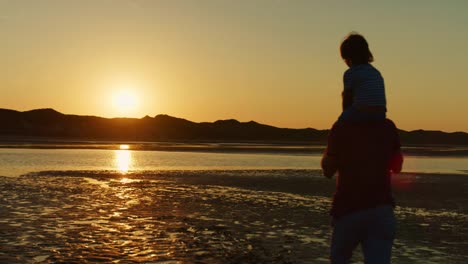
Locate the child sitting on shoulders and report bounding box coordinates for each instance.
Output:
[338,33,387,122]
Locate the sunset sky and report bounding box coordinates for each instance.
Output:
[1,0,467,132]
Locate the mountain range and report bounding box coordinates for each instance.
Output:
[0,108,467,146]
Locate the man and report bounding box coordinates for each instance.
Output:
[321,119,403,264]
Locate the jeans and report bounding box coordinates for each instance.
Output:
[330,205,396,264]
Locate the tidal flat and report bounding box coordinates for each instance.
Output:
[0,170,466,263]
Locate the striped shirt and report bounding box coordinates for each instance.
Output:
[343,64,386,108]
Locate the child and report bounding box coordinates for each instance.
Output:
[338,33,387,122]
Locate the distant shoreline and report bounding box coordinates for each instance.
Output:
[1,138,467,157]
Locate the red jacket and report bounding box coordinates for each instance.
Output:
[322,119,403,218]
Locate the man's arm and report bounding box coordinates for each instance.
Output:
[321,124,339,178]
[389,121,403,173]
[321,147,338,178]
[390,151,403,173]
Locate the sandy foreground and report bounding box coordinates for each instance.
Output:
[0,170,467,263]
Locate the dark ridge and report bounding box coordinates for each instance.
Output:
[0,108,466,145]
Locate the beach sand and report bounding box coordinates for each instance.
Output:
[0,170,466,263]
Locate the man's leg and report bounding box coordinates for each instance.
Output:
[361,205,396,264]
[330,211,367,264]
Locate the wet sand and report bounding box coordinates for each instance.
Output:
[0,170,467,263]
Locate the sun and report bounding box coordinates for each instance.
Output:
[112,90,139,116]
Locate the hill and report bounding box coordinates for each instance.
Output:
[0,108,467,146]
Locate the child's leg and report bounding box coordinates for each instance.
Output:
[338,106,386,123]
[338,107,357,122]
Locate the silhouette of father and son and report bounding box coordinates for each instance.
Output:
[320,33,403,263]
[71,33,400,263]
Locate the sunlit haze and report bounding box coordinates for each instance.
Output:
[1,1,467,132]
[112,90,139,117]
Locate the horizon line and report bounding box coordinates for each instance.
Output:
[2,107,467,134]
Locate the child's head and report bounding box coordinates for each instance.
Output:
[340,33,374,66]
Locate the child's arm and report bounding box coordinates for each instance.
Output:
[342,89,353,111]
[342,69,353,111]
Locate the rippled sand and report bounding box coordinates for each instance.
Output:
[0,170,467,263]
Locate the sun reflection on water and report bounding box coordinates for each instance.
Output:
[120,178,132,184]
[115,149,132,173]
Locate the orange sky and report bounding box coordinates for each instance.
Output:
[1,1,467,132]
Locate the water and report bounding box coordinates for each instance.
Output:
[0,147,467,262]
[0,148,467,177]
